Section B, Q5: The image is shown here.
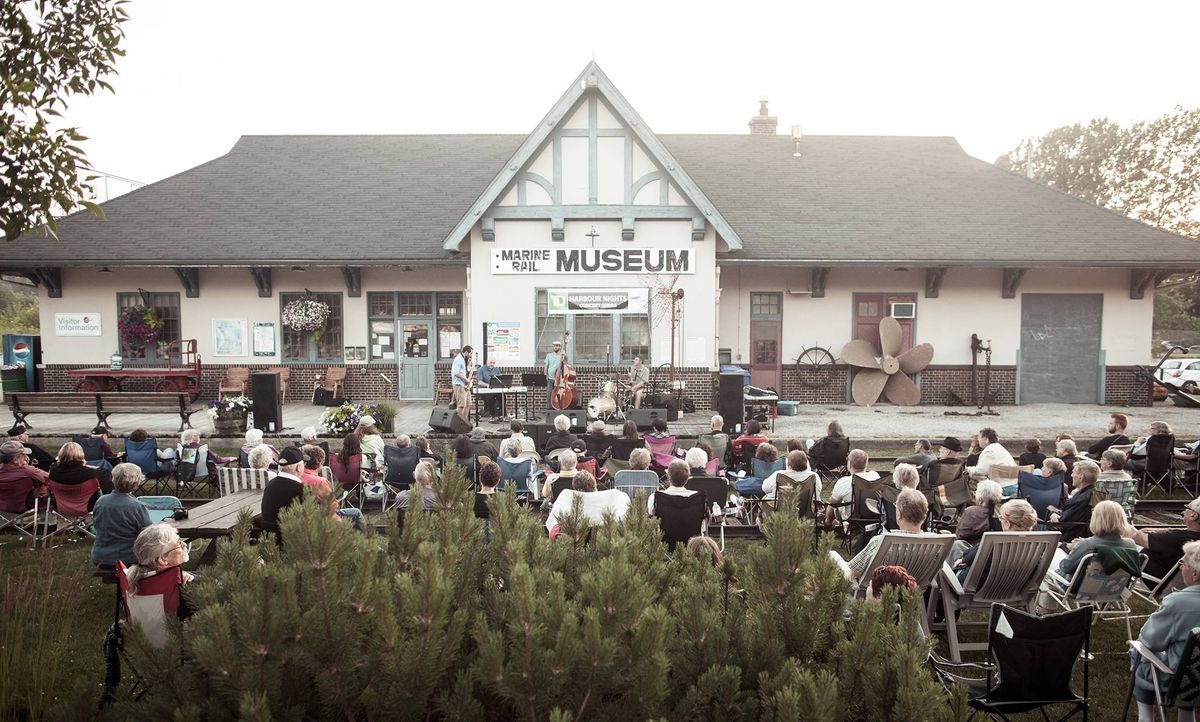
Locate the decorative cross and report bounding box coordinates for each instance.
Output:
[586,226,599,247]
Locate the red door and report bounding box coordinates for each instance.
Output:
[750,319,781,390]
[854,294,915,352]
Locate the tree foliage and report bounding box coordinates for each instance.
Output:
[0,281,39,335]
[1,0,128,241]
[105,467,965,721]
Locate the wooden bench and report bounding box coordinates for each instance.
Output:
[8,392,204,433]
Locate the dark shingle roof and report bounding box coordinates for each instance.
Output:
[9,133,1196,267]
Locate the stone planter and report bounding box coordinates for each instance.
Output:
[212,410,248,436]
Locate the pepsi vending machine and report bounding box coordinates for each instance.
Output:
[2,334,42,392]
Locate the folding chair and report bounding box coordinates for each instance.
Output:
[1124,628,1200,722]
[137,496,183,523]
[313,367,346,400]
[988,464,1033,495]
[929,604,1092,721]
[845,472,891,554]
[653,491,707,552]
[216,467,272,496]
[1017,471,1066,520]
[1130,559,1187,610]
[1043,552,1147,641]
[174,444,216,498]
[921,458,965,529]
[750,456,786,480]
[810,436,851,482]
[644,434,678,470]
[102,562,179,705]
[497,457,534,500]
[685,475,730,549]
[1142,435,1179,497]
[44,478,101,548]
[124,437,174,495]
[614,469,661,500]
[0,476,41,545]
[830,531,955,605]
[926,530,1061,661]
[548,476,574,504]
[383,445,421,492]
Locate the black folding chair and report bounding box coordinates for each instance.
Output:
[929,603,1092,722]
[1141,435,1178,497]
[653,491,707,552]
[810,437,851,483]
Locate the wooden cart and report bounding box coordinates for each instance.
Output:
[65,339,203,398]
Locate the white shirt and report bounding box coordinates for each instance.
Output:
[646,485,698,515]
[966,442,1016,479]
[509,433,538,457]
[828,470,881,521]
[762,469,818,501]
[546,489,630,533]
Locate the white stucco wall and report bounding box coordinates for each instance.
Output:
[37,265,467,365]
[717,266,1152,366]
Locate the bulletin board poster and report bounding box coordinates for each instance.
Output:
[486,322,521,363]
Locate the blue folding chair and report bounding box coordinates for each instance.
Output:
[1017,471,1066,520]
[138,496,183,523]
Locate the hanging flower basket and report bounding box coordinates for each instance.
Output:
[282,297,331,340]
[117,305,162,348]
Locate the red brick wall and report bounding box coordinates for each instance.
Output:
[1105,366,1153,407]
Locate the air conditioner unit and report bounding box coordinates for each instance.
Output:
[890,302,916,319]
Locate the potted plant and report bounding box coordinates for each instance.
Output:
[366,402,396,433]
[208,395,252,435]
[319,402,363,436]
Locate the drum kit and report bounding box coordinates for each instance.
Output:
[587,375,633,422]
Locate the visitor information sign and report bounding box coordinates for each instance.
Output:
[55,313,102,336]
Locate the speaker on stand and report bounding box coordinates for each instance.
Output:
[251,371,283,433]
[719,373,745,434]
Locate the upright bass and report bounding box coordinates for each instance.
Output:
[550,331,577,411]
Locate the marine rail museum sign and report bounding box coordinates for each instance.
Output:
[491,248,693,274]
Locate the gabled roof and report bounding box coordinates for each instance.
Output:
[438,61,744,251]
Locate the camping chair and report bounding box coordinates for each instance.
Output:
[1123,627,1200,722]
[313,367,347,400]
[267,367,290,402]
[1131,559,1187,610]
[925,530,1061,661]
[1017,471,1066,521]
[751,456,786,480]
[686,476,730,549]
[576,456,607,485]
[1043,552,1147,641]
[921,458,965,528]
[697,432,730,470]
[218,367,250,396]
[383,446,421,492]
[845,472,891,554]
[44,478,100,548]
[174,444,216,497]
[830,532,955,602]
[497,457,534,499]
[102,561,184,704]
[645,435,678,470]
[124,437,173,494]
[614,469,662,502]
[137,496,183,523]
[1142,435,1179,497]
[216,467,271,496]
[549,475,575,504]
[0,476,41,546]
[929,604,1092,722]
[329,452,364,507]
[653,491,707,552]
[810,436,851,482]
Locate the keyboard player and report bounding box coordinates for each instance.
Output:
[475,358,503,417]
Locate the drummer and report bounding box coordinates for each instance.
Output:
[475,357,503,417]
[628,356,650,409]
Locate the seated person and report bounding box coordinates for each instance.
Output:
[328,434,362,488]
[1096,448,1136,517]
[541,449,580,500]
[0,438,49,513]
[732,419,770,458]
[469,427,498,461]
[247,444,275,471]
[608,420,646,464]
[450,434,478,478]
[49,441,111,508]
[475,461,501,519]
[1133,498,1200,579]
[762,449,818,502]
[506,421,539,460]
[648,460,699,516]
[937,436,962,460]
[1086,412,1131,457]
[543,415,578,457]
[396,461,440,512]
[646,417,671,440]
[687,535,724,568]
[583,421,614,461]
[842,488,930,582]
[965,427,1015,480]
[125,523,197,624]
[1176,438,1200,471]
[733,442,781,495]
[87,425,120,467]
[685,447,712,477]
[1050,459,1100,543]
[824,449,881,526]
[1018,437,1046,468]
[1056,438,1079,477]
[866,565,918,601]
[240,428,279,468]
[91,463,152,568]
[7,424,54,471]
[126,428,176,476]
[1129,541,1200,722]
[296,426,330,457]
[413,435,439,463]
[953,499,1038,582]
[300,445,363,530]
[881,463,922,531]
[355,416,385,471]
[545,471,631,538]
[894,439,935,470]
[1037,500,1140,614]
[613,448,660,493]
[699,415,729,469]
[497,439,535,495]
[178,429,233,481]
[806,419,847,459]
[259,447,308,543]
[956,480,1004,545]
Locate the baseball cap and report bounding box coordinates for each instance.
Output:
[0,440,33,456]
[279,446,305,465]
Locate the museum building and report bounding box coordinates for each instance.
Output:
[6,62,1197,409]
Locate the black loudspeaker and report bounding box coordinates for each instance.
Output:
[251,371,283,433]
[628,408,669,429]
[428,406,472,434]
[524,422,553,450]
[719,373,745,434]
[545,410,586,430]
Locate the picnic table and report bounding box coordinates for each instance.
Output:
[168,489,263,565]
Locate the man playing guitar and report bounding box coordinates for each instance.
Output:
[628,355,650,409]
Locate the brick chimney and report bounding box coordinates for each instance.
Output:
[748,97,778,135]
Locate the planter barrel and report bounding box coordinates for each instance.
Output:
[213,410,248,436]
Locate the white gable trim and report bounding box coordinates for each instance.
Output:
[439,62,744,251]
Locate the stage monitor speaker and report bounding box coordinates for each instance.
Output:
[428,406,472,434]
[628,408,669,429]
[719,373,745,434]
[524,422,553,450]
[251,371,283,433]
[545,409,586,430]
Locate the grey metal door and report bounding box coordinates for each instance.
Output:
[398,320,434,399]
[1019,294,1103,404]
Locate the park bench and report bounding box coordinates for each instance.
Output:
[7,391,204,433]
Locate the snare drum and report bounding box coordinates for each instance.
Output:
[588,395,617,420]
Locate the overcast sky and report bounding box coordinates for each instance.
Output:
[62,0,1200,191]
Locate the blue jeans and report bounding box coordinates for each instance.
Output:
[337,508,364,531]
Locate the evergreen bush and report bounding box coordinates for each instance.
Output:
[112,463,966,721]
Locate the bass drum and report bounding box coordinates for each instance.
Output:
[587,395,617,421]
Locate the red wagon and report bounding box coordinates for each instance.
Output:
[65,339,203,398]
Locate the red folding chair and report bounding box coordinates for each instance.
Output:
[0,475,41,545]
[115,560,183,649]
[44,478,100,548]
[645,435,678,470]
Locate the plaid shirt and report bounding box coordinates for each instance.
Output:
[1097,471,1137,516]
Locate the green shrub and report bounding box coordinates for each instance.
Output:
[113,467,964,720]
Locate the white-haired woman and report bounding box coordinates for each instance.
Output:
[240,427,279,468]
[1038,500,1141,615]
[178,428,232,480]
[1131,540,1200,722]
[542,414,578,456]
[956,479,1004,544]
[91,462,152,567]
[127,523,196,621]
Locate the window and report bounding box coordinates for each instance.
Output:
[535,289,650,365]
[367,292,462,361]
[116,292,181,364]
[750,292,781,319]
[281,292,343,362]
